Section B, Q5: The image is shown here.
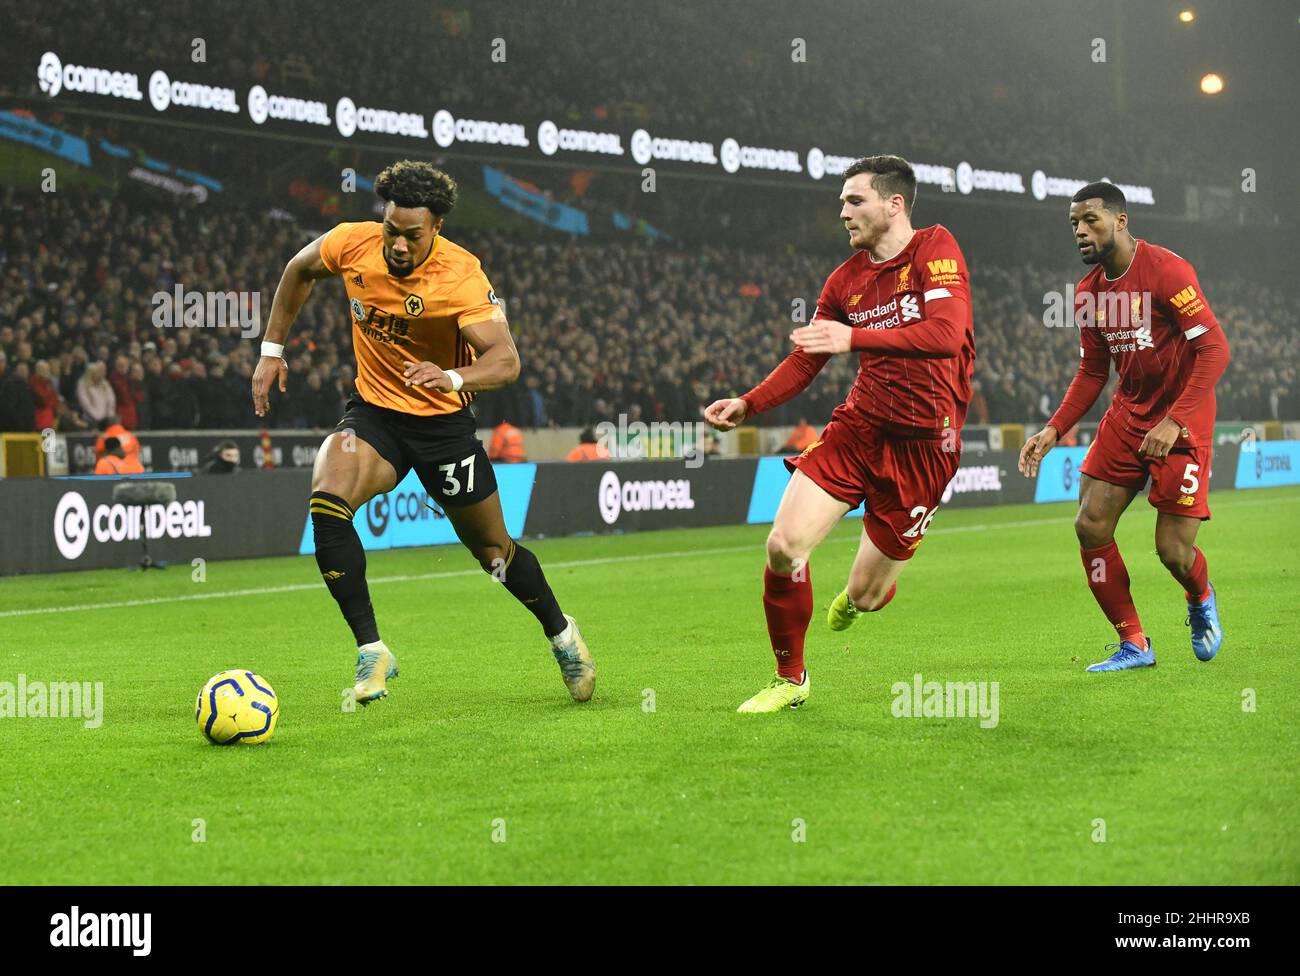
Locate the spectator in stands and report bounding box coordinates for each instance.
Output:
[489,418,526,463]
[0,356,36,432]
[108,354,142,429]
[202,439,241,474]
[94,436,144,475]
[566,427,611,462]
[76,361,116,423]
[29,359,61,431]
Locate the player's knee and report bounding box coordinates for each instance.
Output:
[1156,540,1193,574]
[1074,510,1111,548]
[765,527,806,571]
[472,541,511,574]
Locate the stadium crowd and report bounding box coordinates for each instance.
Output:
[1,189,1296,438]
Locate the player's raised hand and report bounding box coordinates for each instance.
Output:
[402,359,453,392]
[1018,425,1059,478]
[790,317,852,355]
[704,397,748,431]
[251,355,288,418]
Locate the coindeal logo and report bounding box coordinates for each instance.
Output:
[597,471,695,525]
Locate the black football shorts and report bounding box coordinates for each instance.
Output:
[332,393,498,507]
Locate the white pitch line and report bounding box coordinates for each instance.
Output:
[1,490,1294,619]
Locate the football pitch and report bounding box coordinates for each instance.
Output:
[1,487,1296,885]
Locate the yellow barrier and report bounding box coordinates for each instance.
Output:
[0,433,46,477]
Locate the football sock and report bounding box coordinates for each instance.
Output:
[1080,541,1145,647]
[310,491,380,646]
[493,540,567,638]
[1170,546,1210,604]
[764,565,812,681]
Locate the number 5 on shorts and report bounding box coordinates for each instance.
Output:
[1180,463,1200,495]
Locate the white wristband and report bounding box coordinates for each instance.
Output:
[260,341,285,359]
[444,369,464,393]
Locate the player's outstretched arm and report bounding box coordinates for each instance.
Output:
[252,232,334,417]
[403,312,520,393]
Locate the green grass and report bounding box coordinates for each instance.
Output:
[1,487,1297,885]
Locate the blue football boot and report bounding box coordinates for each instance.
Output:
[1186,583,1223,662]
[1085,639,1156,672]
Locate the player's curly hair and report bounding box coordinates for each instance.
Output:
[374,160,458,217]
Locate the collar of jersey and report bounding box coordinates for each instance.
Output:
[1101,239,1141,283]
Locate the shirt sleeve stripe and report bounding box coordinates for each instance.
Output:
[923,287,952,301]
[1183,324,1209,340]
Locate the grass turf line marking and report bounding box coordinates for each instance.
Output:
[2,492,1293,619]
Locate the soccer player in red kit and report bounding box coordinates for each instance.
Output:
[704,155,975,711]
[1019,181,1230,671]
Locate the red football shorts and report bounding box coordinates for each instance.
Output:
[1081,413,1213,519]
[784,417,960,560]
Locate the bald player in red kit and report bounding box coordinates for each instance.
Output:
[1020,181,1230,672]
[705,155,975,712]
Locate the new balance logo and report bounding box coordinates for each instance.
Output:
[900,294,920,322]
[1177,495,1196,506]
[847,294,862,307]
[322,570,345,581]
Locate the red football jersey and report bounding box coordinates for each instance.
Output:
[1074,240,1223,443]
[816,224,975,437]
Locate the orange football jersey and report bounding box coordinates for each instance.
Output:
[319,222,502,415]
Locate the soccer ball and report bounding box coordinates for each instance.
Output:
[195,670,279,745]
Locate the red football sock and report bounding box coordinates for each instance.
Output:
[1170,546,1210,604]
[1080,542,1145,646]
[763,565,812,681]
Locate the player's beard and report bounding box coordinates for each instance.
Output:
[1080,233,1114,265]
[849,213,888,251]
[385,251,414,277]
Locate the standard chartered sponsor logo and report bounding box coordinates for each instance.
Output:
[431,109,528,148]
[941,465,1003,504]
[52,491,212,561]
[248,85,329,126]
[147,70,239,113]
[37,51,142,101]
[629,128,717,167]
[597,471,695,525]
[537,119,623,156]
